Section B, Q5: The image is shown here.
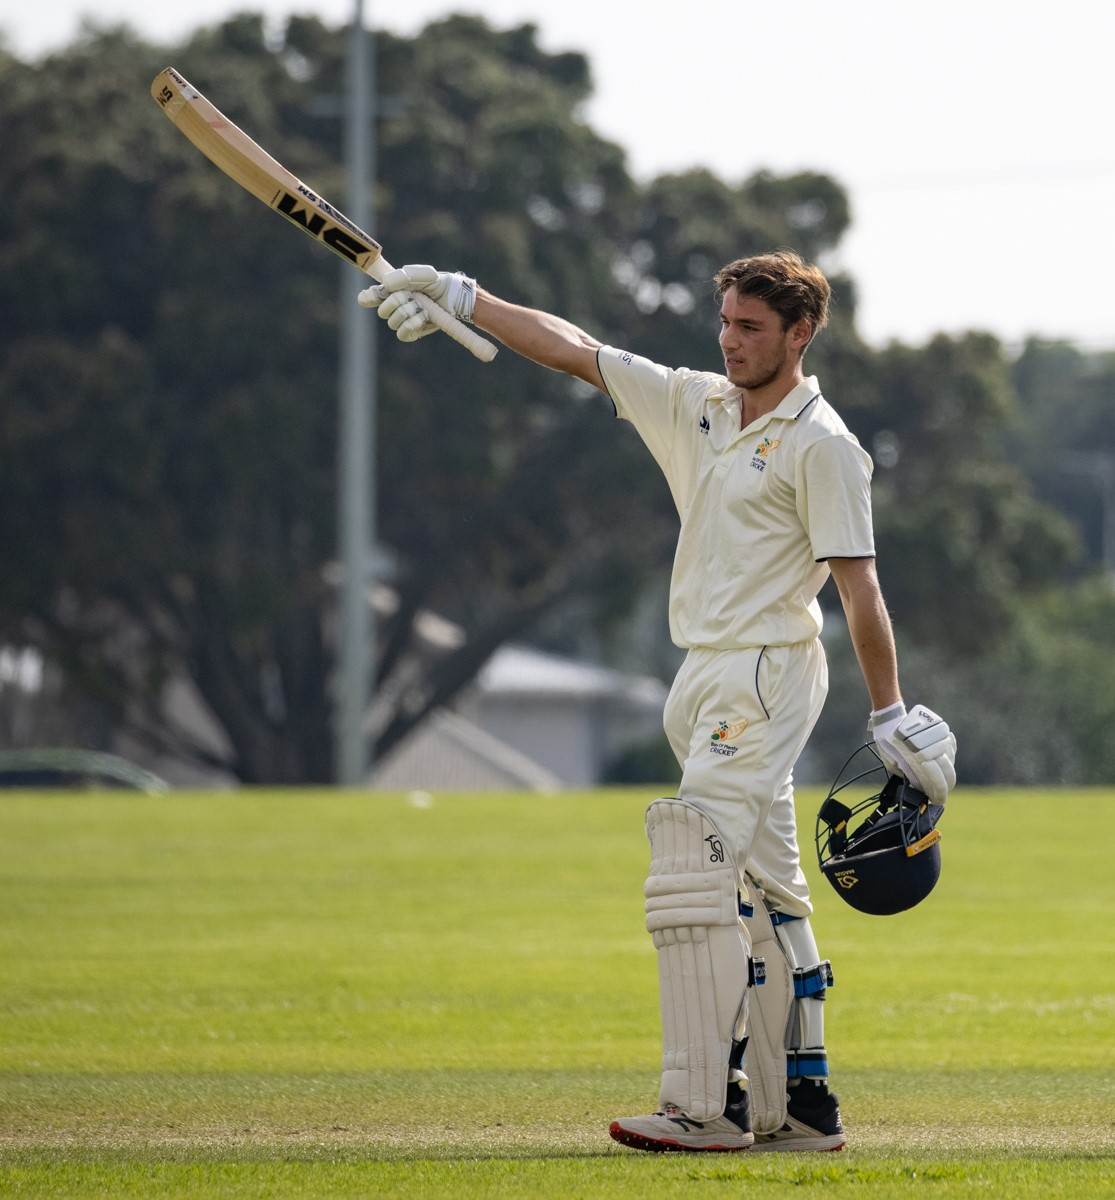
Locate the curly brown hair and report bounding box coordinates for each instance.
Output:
[713,250,831,344]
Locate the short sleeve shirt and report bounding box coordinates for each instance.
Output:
[598,347,875,650]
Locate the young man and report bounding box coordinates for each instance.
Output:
[358,252,957,1152]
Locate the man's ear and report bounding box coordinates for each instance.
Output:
[790,317,814,355]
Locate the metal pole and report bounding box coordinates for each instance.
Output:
[1098,456,1115,582]
[336,0,376,784]
[1065,451,1115,585]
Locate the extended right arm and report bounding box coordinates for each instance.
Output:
[472,290,606,392]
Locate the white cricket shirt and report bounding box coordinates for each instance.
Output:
[598,347,875,650]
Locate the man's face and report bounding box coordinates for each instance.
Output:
[718,290,807,391]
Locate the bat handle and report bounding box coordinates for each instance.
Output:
[368,258,498,363]
[413,291,498,362]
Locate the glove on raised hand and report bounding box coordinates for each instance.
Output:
[868,702,957,807]
[357,265,477,343]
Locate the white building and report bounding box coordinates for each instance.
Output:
[371,643,669,792]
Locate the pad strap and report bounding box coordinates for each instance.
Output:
[794,962,834,998]
[788,1048,830,1079]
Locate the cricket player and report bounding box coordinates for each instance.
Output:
[358,251,957,1153]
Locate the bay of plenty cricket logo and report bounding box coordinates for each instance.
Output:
[750,437,781,471]
[710,718,749,756]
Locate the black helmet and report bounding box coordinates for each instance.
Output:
[816,744,945,915]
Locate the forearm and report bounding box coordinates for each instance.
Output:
[829,559,957,803]
[847,601,901,711]
[828,558,901,711]
[473,290,606,391]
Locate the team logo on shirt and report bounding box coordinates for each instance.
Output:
[699,415,710,436]
[710,718,749,756]
[750,437,781,471]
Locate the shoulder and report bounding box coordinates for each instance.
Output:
[784,386,871,475]
[599,346,733,415]
[790,389,866,456]
[601,346,726,385]
[795,391,855,439]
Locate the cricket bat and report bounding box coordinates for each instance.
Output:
[151,66,497,362]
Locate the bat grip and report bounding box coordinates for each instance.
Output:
[413,292,498,363]
[368,259,498,363]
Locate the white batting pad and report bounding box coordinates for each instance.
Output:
[644,799,748,1121]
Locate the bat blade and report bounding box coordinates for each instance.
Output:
[151,67,497,361]
[153,67,383,274]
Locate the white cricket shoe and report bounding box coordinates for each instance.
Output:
[750,1083,846,1152]
[609,1100,754,1153]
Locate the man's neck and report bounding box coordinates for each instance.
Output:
[740,369,806,430]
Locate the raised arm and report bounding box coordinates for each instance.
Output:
[472,290,606,391]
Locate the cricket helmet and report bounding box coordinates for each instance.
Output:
[815,744,945,915]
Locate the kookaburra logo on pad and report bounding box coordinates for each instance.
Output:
[705,834,725,863]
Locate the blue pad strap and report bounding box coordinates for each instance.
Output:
[788,1049,829,1079]
[793,961,834,998]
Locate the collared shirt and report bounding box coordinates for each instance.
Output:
[598,347,875,650]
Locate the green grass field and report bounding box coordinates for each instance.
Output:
[1,784,1113,1197]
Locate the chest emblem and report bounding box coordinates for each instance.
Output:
[750,437,781,472]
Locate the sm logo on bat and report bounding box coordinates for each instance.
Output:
[274,191,375,264]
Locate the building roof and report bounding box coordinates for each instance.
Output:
[475,643,667,705]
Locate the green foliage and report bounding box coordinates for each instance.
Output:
[863,334,1078,654]
[0,14,870,782]
[813,576,1115,786]
[1,787,1112,1196]
[0,17,666,782]
[0,14,1098,786]
[602,731,681,786]
[1010,338,1115,573]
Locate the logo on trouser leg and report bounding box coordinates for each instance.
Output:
[710,719,749,756]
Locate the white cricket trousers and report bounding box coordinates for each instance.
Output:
[662,639,829,917]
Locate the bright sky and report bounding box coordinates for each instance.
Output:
[7,0,1114,351]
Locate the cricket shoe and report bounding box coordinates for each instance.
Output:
[609,1090,753,1153]
[750,1081,846,1152]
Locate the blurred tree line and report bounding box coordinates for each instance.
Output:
[0,14,1112,784]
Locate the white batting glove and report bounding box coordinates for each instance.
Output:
[868,702,957,806]
[357,265,477,343]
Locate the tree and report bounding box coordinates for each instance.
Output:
[0,16,733,780]
[850,333,1078,655]
[1010,338,1115,576]
[0,15,1091,786]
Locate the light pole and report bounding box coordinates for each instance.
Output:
[1066,451,1115,583]
[335,0,376,785]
